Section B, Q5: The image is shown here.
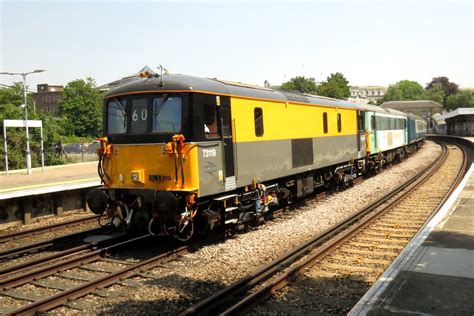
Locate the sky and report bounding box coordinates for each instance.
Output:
[1,0,473,91]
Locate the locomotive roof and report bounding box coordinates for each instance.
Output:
[104,74,402,116]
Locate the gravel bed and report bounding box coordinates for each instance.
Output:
[45,142,440,315]
[0,295,27,310]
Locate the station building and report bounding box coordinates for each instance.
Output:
[436,108,474,136]
[380,100,443,131]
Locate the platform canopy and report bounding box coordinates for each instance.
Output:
[437,108,474,120]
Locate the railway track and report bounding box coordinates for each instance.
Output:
[0,215,107,259]
[0,233,191,315]
[0,232,128,283]
[181,142,467,315]
[0,225,116,263]
[0,215,99,244]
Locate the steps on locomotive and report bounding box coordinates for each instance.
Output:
[224,206,239,213]
[213,194,240,225]
[213,193,238,201]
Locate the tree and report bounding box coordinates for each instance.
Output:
[423,83,444,104]
[378,80,425,104]
[426,76,459,106]
[317,72,350,99]
[445,91,474,111]
[280,76,319,94]
[59,78,103,137]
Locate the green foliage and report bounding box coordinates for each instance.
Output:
[280,76,318,94]
[0,83,66,171]
[445,91,474,111]
[378,80,425,105]
[426,77,459,106]
[423,83,444,104]
[59,78,103,137]
[426,76,458,93]
[280,73,351,100]
[317,72,350,99]
[380,77,463,108]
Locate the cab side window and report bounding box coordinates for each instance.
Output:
[323,112,328,134]
[254,107,264,137]
[337,113,342,133]
[204,104,219,139]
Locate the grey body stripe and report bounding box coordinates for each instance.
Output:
[197,135,358,197]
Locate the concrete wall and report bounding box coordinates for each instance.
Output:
[0,187,91,229]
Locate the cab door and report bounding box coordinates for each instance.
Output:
[218,96,236,191]
[357,111,366,157]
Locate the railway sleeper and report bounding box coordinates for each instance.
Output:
[353,236,409,245]
[368,226,419,233]
[31,279,74,291]
[320,263,385,274]
[362,231,415,239]
[326,258,387,269]
[329,254,392,266]
[65,299,101,311]
[370,222,423,229]
[338,248,399,258]
[378,216,427,223]
[2,289,46,302]
[347,241,404,251]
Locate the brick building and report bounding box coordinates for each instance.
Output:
[32,84,64,117]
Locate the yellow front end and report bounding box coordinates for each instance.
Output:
[102,143,200,195]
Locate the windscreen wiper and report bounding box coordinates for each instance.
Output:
[153,94,169,119]
[113,97,127,130]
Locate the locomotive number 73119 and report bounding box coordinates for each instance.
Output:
[202,148,217,158]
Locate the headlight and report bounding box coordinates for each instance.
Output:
[131,170,144,183]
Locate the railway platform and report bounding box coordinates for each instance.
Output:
[0,162,100,227]
[350,161,474,315]
[0,161,100,200]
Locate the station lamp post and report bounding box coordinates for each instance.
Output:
[0,69,46,175]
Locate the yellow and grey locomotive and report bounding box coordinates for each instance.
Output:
[86,72,426,240]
